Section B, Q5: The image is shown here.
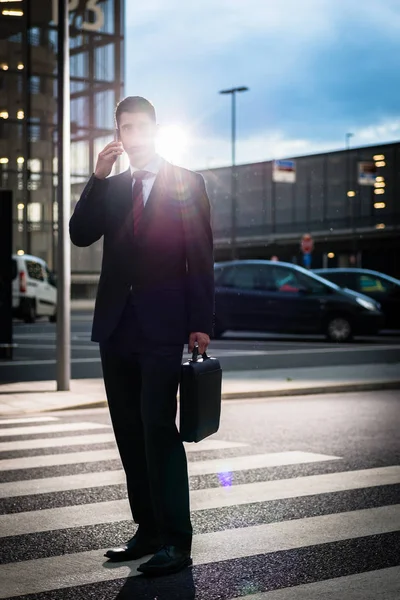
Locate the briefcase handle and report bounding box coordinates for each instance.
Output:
[192,345,209,362]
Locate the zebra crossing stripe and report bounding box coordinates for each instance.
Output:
[0,462,398,502]
[0,450,340,472]
[235,567,400,600]
[0,436,246,453]
[0,417,59,425]
[0,505,399,598]
[1,466,399,537]
[0,422,108,437]
[0,433,117,452]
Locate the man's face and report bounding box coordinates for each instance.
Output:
[118,111,157,164]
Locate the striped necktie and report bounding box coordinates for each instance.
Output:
[132,170,149,235]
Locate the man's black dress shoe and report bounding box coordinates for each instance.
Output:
[104,533,161,562]
[137,545,192,576]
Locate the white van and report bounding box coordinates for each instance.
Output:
[12,254,57,323]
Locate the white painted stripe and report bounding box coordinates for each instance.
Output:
[0,462,397,502]
[188,451,341,477]
[0,449,339,473]
[0,422,108,438]
[239,567,400,600]
[2,465,395,537]
[191,465,400,510]
[0,470,126,499]
[0,433,116,452]
[0,436,246,453]
[0,448,119,471]
[0,506,399,598]
[0,417,59,426]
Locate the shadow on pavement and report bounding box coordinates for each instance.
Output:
[113,567,196,599]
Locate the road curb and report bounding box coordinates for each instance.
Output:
[38,379,400,413]
[220,380,400,400]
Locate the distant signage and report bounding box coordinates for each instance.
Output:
[301,233,314,254]
[52,0,105,31]
[358,161,377,186]
[273,159,296,183]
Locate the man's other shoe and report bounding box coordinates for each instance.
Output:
[104,533,161,562]
[137,545,192,576]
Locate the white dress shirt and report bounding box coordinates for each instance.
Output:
[130,154,164,207]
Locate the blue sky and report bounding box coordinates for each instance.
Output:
[124,0,400,170]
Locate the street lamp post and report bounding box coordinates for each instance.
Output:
[56,0,71,391]
[219,86,249,260]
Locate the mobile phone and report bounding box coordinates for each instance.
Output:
[114,128,120,142]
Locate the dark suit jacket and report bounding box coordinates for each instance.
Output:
[69,160,215,345]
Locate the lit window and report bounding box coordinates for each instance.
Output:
[373,154,385,161]
[347,191,356,197]
[17,110,24,119]
[374,202,386,209]
[17,204,24,222]
[375,223,385,230]
[0,63,8,71]
[27,202,42,223]
[327,252,335,259]
[375,176,385,183]
[374,189,385,195]
[0,110,8,119]
[17,156,24,164]
[17,63,24,70]
[0,157,8,164]
[374,182,386,188]
[375,161,386,167]
[28,158,42,173]
[17,250,25,256]
[2,10,24,16]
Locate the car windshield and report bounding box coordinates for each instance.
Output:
[215,262,344,292]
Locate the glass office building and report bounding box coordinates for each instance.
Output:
[0,0,124,295]
[201,142,400,277]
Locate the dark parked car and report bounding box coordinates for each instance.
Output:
[314,268,400,330]
[214,261,384,342]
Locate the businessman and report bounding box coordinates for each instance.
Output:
[69,96,214,576]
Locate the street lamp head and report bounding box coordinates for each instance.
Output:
[219,86,249,95]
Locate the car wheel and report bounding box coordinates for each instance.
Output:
[24,300,36,324]
[325,315,353,343]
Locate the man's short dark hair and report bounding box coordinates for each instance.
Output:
[115,96,156,127]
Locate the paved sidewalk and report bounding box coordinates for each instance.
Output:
[0,363,399,415]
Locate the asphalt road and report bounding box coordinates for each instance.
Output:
[1,313,400,383]
[0,390,399,599]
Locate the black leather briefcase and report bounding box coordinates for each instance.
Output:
[179,346,222,443]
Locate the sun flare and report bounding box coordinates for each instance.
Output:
[156,124,188,164]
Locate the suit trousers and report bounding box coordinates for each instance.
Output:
[99,296,192,550]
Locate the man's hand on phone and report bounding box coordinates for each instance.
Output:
[188,332,210,355]
[94,141,124,179]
